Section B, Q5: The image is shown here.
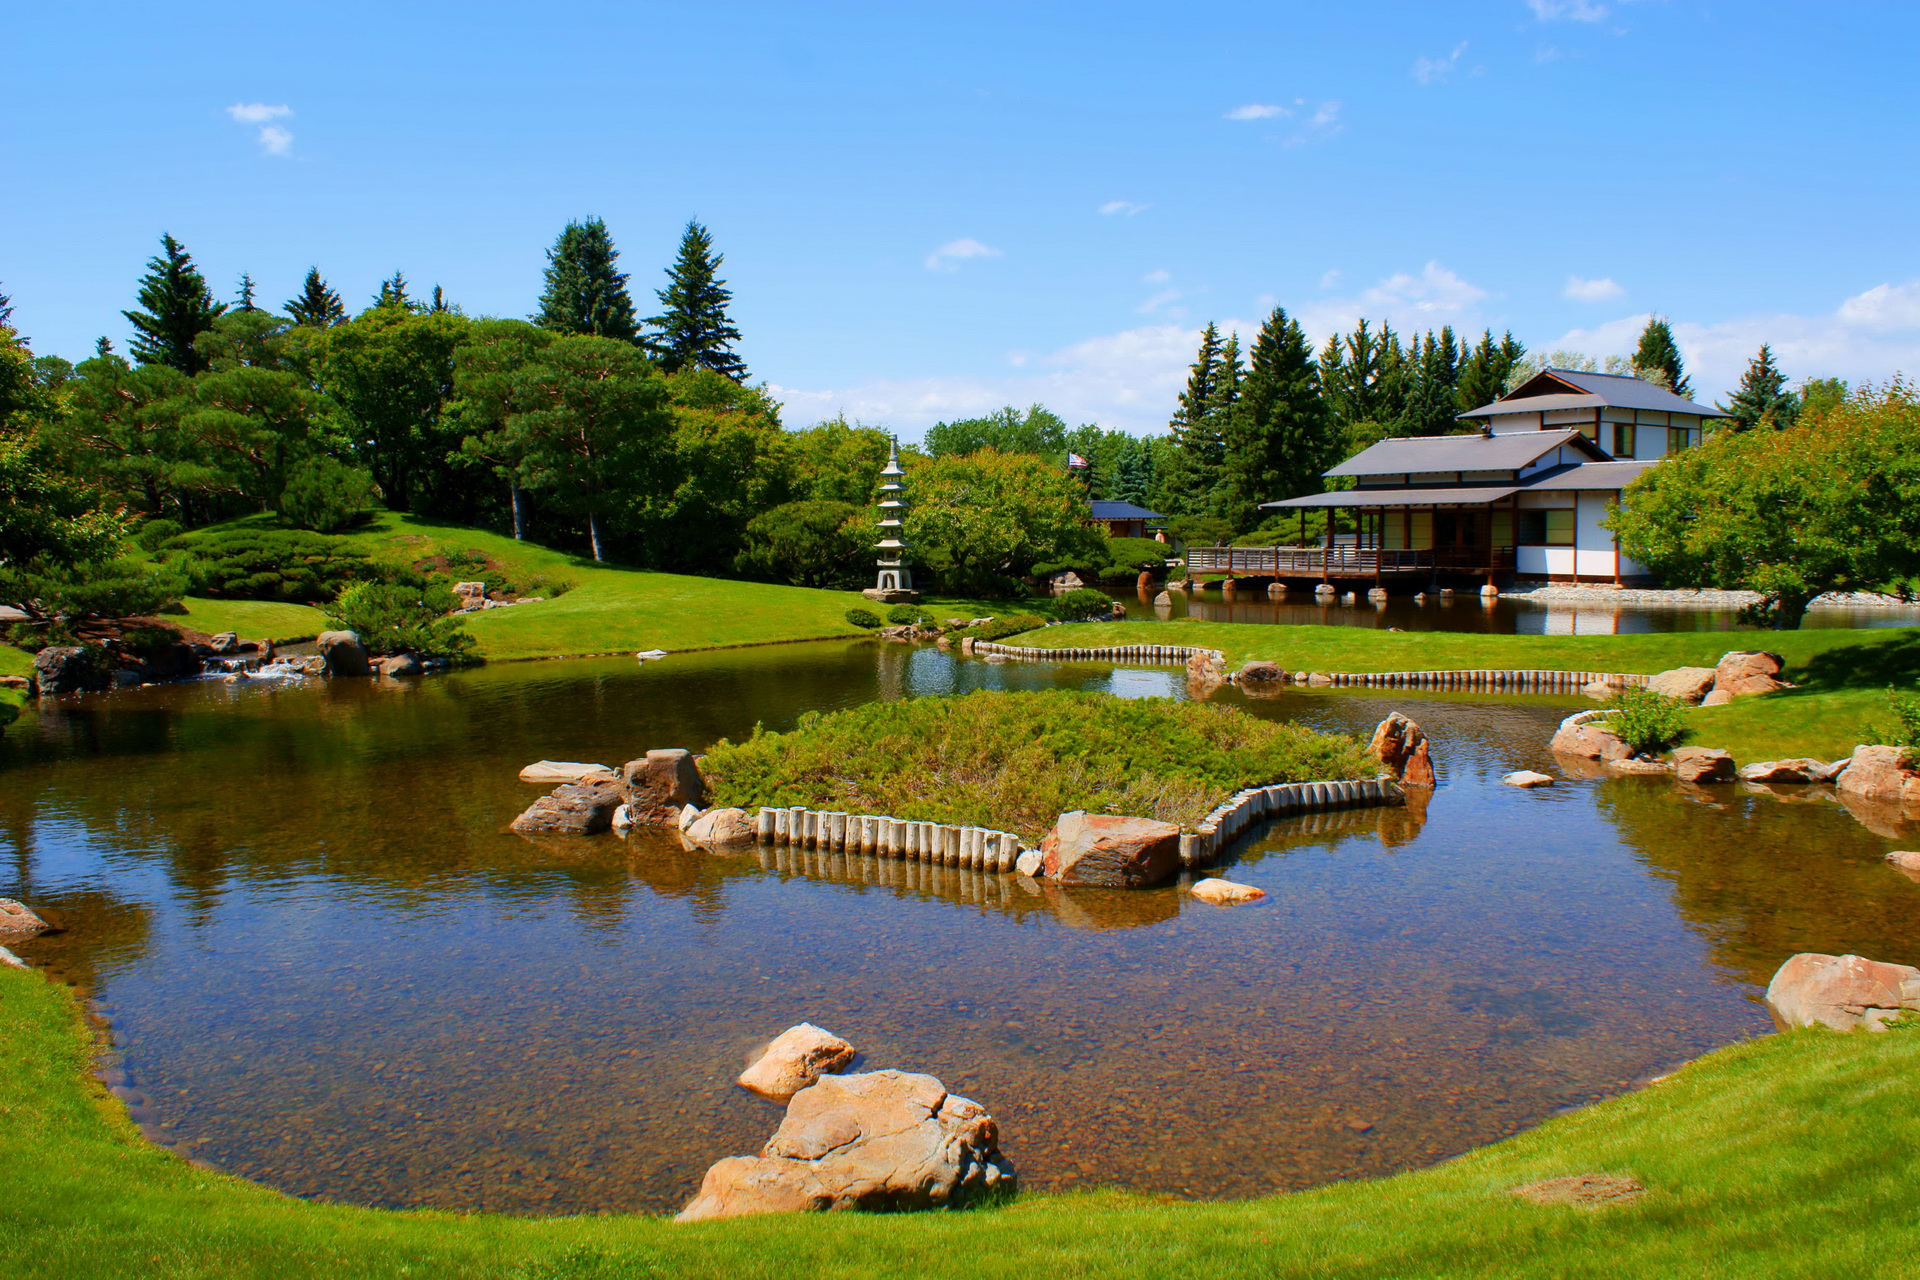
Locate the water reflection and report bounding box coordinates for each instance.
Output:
[2,641,1916,1215]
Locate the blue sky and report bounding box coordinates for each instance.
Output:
[6,1,1918,435]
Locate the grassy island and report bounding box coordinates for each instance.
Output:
[702,690,1374,840]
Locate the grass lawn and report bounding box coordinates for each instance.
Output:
[173,597,331,644]
[1015,621,1920,762]
[5,962,1919,1280]
[0,644,32,678]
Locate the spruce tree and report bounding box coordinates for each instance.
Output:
[430,284,451,314]
[1398,328,1463,436]
[1457,328,1526,411]
[536,217,639,342]
[375,271,411,310]
[1720,343,1797,432]
[123,233,226,375]
[1159,324,1229,517]
[235,273,260,313]
[646,220,746,379]
[285,268,347,328]
[0,285,11,325]
[1632,317,1691,397]
[1227,305,1335,523]
[95,336,114,357]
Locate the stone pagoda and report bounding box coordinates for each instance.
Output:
[862,440,920,604]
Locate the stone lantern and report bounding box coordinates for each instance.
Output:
[862,439,920,604]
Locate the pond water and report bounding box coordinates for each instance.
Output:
[4,641,1917,1216]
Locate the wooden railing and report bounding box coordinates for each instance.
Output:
[1184,546,1515,577]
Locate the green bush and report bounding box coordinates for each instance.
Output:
[134,519,183,552]
[520,573,573,599]
[1869,681,1920,766]
[0,557,187,623]
[953,614,1049,643]
[1605,686,1691,755]
[324,581,475,660]
[278,456,377,534]
[118,625,181,659]
[1054,587,1115,620]
[885,603,926,626]
[1103,536,1169,575]
[844,607,883,629]
[701,689,1375,840]
[166,528,375,603]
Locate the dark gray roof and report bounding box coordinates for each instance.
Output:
[1520,459,1659,490]
[1089,499,1164,520]
[1263,457,1655,509]
[1461,368,1723,418]
[1325,429,1606,478]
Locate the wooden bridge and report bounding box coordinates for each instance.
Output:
[1183,545,1514,581]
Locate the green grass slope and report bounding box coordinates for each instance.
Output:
[4,962,1919,1280]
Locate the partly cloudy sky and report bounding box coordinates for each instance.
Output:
[4,2,1917,437]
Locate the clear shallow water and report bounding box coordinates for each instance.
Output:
[5,642,1917,1214]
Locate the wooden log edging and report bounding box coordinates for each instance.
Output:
[1177,777,1407,869]
[972,641,1226,666]
[753,805,1025,873]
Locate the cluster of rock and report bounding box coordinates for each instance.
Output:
[1765,952,1920,1033]
[677,1023,1015,1222]
[451,581,543,613]
[511,748,720,836]
[1645,650,1793,706]
[30,636,209,695]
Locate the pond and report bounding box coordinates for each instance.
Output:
[4,640,1917,1215]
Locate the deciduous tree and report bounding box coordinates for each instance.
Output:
[903,449,1105,595]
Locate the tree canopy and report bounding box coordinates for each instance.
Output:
[902,449,1105,595]
[925,404,1070,458]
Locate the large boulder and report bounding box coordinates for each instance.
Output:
[510,779,623,835]
[1646,666,1718,704]
[622,748,706,824]
[1236,660,1285,685]
[376,652,424,678]
[1368,712,1427,779]
[208,631,241,655]
[1040,811,1182,888]
[1712,650,1789,698]
[1550,715,1632,762]
[1185,650,1226,687]
[316,630,371,678]
[737,1024,857,1102]
[1835,745,1920,807]
[0,899,51,941]
[1737,759,1827,784]
[677,1070,1014,1221]
[1672,747,1735,784]
[518,760,614,784]
[1764,952,1920,1032]
[33,646,107,695]
[686,807,758,847]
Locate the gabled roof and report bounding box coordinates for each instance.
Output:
[1461,368,1724,418]
[1259,457,1658,509]
[1325,428,1609,478]
[1089,499,1165,520]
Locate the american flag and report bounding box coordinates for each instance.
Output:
[1067,453,1089,467]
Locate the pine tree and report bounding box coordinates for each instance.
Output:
[646,220,746,379]
[430,285,451,314]
[235,273,260,313]
[1720,343,1797,432]
[285,268,347,328]
[1457,329,1526,411]
[1398,328,1462,436]
[0,285,11,325]
[122,233,226,375]
[536,217,639,342]
[1632,317,1691,397]
[375,271,411,310]
[1226,305,1336,524]
[95,336,114,357]
[1160,324,1230,517]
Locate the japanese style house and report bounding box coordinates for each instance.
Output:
[1088,499,1167,540]
[1186,369,1725,587]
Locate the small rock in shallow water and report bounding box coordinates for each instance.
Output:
[737,1023,856,1102]
[0,899,51,941]
[1189,879,1266,905]
[518,760,613,784]
[1503,770,1556,788]
[1887,850,1920,879]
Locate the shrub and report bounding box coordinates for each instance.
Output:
[325,581,475,660]
[118,625,181,659]
[521,574,573,599]
[844,607,883,629]
[953,614,1049,643]
[1869,682,1920,766]
[2,558,187,623]
[1103,536,1169,576]
[278,456,377,534]
[1605,686,1691,755]
[166,528,375,603]
[1054,587,1115,620]
[701,690,1375,840]
[134,519,183,552]
[885,603,926,626]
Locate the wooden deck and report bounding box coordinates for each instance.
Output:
[1184,545,1514,579]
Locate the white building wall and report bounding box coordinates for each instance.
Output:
[1575,492,1618,578]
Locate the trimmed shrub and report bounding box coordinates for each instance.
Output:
[166,528,375,603]
[845,607,883,629]
[1054,587,1115,620]
[885,603,926,626]
[134,519,183,552]
[950,614,1048,643]
[279,456,377,534]
[1870,681,1920,766]
[324,581,475,660]
[1606,686,1691,755]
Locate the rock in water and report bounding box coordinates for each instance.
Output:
[1646,667,1718,704]
[518,760,614,784]
[0,899,51,941]
[1402,740,1437,788]
[738,1024,857,1101]
[1368,712,1428,779]
[33,646,107,695]
[1886,851,1920,881]
[1040,811,1182,888]
[1190,878,1266,905]
[1550,716,1632,762]
[1236,661,1285,685]
[510,780,623,835]
[677,1070,1014,1221]
[376,652,423,678]
[1712,650,1789,698]
[208,631,241,655]
[621,748,706,824]
[1764,952,1920,1032]
[1502,771,1556,788]
[1185,650,1225,688]
[686,807,758,847]
[316,630,371,678]
[1014,848,1045,878]
[1671,747,1735,784]
[1835,745,1920,808]
[1736,759,1827,784]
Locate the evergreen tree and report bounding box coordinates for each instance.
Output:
[1720,343,1798,432]
[95,336,114,357]
[1457,328,1525,411]
[375,271,411,310]
[536,217,640,342]
[0,285,11,325]
[1159,323,1230,517]
[1225,305,1335,525]
[647,220,746,379]
[430,285,451,314]
[1398,327,1462,436]
[1632,317,1691,397]
[122,233,226,375]
[285,268,347,328]
[235,273,260,313]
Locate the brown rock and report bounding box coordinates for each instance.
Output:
[0,899,51,941]
[1550,717,1632,762]
[1368,712,1428,779]
[1699,689,1736,707]
[1646,666,1718,704]
[1886,851,1920,881]
[1306,671,1333,687]
[1510,1175,1646,1207]
[1835,745,1920,807]
[1185,650,1226,685]
[1402,740,1436,788]
[33,646,108,694]
[1736,759,1826,784]
[686,807,758,847]
[1152,591,1172,608]
[1502,771,1556,788]
[737,1024,857,1101]
[519,760,614,784]
[510,779,623,835]
[1764,952,1920,1032]
[622,748,707,824]
[376,652,424,678]
[1671,747,1735,784]
[677,1069,1014,1221]
[1712,649,1788,698]
[1189,878,1266,905]
[1605,757,1674,776]
[315,630,371,678]
[1236,660,1285,684]
[1040,811,1182,888]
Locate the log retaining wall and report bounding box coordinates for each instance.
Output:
[1178,778,1406,868]
[755,805,1024,873]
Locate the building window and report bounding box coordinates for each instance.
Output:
[1518,509,1574,546]
[1667,427,1693,452]
[1613,423,1636,457]
[1490,509,1515,549]
[1408,511,1434,550]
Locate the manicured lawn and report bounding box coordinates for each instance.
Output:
[4,961,1918,1279]
[0,645,32,678]
[174,597,330,644]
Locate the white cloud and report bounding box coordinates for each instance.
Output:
[1525,0,1607,20]
[1225,103,1291,120]
[1564,275,1624,302]
[1099,200,1147,216]
[1142,269,1171,284]
[1297,260,1489,342]
[226,102,294,155]
[1307,100,1341,130]
[1225,98,1339,144]
[1413,42,1469,85]
[923,238,1003,272]
[1136,289,1182,315]
[1549,280,1920,400]
[1319,268,1341,289]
